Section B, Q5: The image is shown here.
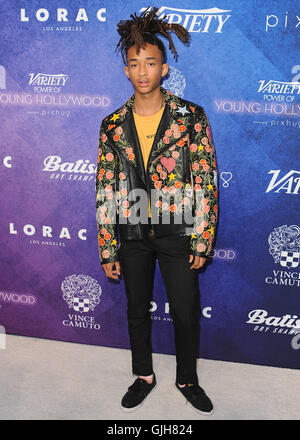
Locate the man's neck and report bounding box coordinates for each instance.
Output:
[133,88,164,116]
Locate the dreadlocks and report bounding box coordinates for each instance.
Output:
[116,7,190,64]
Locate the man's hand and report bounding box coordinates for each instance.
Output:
[102,261,121,279]
[189,255,206,269]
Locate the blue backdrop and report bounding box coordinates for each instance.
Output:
[0,0,299,369]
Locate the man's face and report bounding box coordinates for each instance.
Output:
[124,43,168,95]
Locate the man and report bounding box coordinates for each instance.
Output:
[96,8,218,415]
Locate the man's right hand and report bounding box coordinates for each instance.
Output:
[102,261,121,280]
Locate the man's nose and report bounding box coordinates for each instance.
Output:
[138,63,146,75]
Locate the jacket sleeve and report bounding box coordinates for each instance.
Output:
[95,121,119,265]
[189,107,218,258]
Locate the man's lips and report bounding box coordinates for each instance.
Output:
[138,80,149,87]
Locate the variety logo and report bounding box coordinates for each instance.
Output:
[162,66,186,98]
[140,6,231,33]
[20,8,106,22]
[29,73,69,93]
[266,170,300,194]
[61,274,102,330]
[258,80,300,103]
[265,225,300,287]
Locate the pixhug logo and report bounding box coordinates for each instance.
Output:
[265,12,300,32]
[139,6,231,33]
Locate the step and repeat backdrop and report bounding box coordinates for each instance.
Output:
[0,0,299,369]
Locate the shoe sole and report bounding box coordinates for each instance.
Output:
[120,383,157,413]
[175,385,214,416]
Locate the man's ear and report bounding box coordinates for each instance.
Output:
[124,65,130,79]
[162,63,169,78]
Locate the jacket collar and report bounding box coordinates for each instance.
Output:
[110,87,184,127]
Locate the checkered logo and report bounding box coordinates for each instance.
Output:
[280,251,300,268]
[73,297,90,313]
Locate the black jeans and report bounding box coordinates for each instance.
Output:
[119,228,201,385]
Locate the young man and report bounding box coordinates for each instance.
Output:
[96,8,218,415]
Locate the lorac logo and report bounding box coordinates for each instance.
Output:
[20,8,106,22]
[139,6,231,33]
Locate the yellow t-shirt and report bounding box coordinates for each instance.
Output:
[133,105,165,217]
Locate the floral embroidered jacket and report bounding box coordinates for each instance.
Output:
[96,87,218,265]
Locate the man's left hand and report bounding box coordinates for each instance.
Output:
[189,255,206,269]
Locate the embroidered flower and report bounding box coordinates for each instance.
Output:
[106,153,114,161]
[105,171,114,180]
[115,126,123,135]
[102,250,110,259]
[197,243,206,252]
[128,153,135,161]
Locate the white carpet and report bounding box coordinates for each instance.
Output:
[0,334,299,420]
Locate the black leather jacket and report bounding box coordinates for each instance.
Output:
[96,88,218,264]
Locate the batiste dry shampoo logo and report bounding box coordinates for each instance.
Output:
[61,274,102,330]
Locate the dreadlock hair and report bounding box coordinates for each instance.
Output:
[116,6,190,65]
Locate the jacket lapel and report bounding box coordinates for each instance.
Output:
[122,110,147,187]
[106,87,190,185]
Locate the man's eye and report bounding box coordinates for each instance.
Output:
[148,63,155,66]
[130,64,137,68]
